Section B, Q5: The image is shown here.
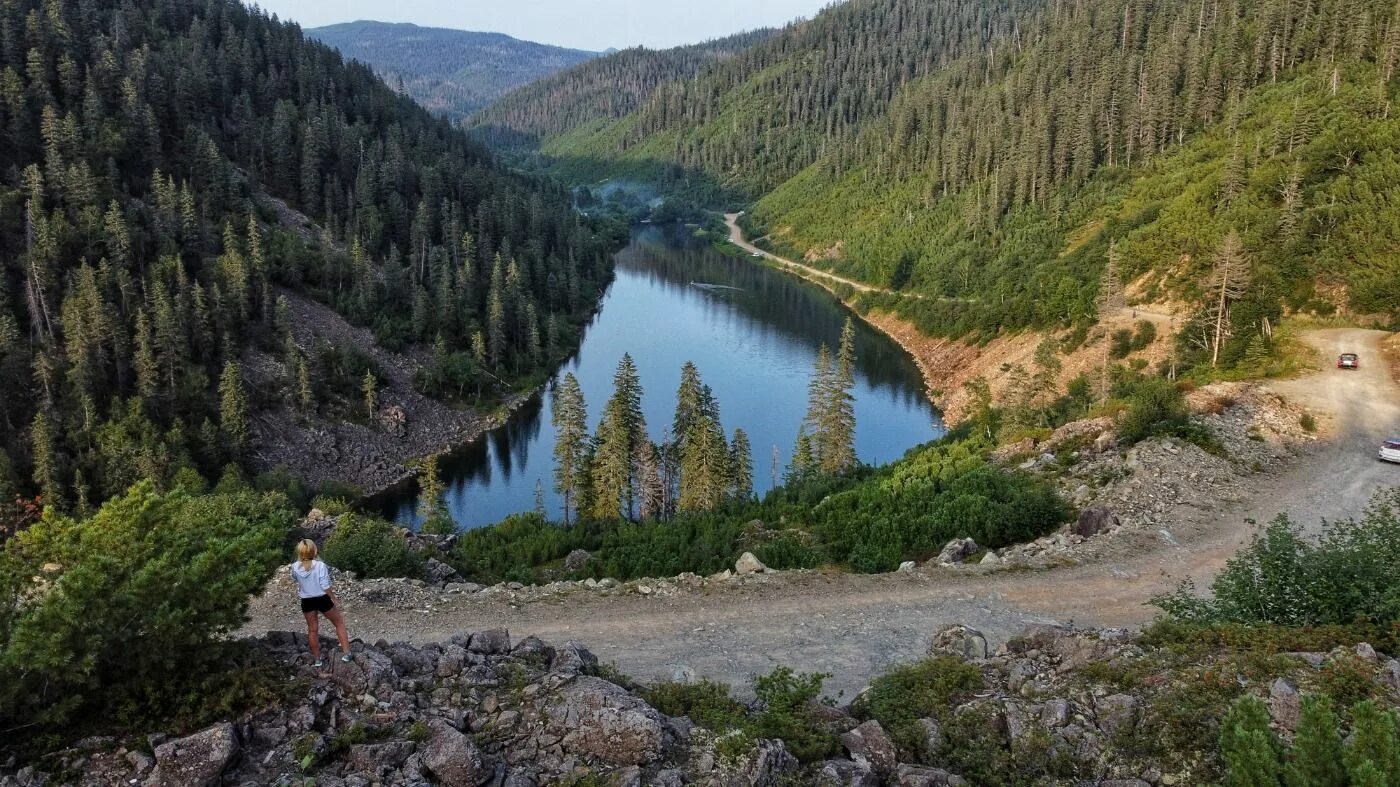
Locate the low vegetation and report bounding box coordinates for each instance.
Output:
[0,484,294,748]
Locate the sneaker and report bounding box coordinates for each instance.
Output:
[312,657,326,669]
[340,652,354,663]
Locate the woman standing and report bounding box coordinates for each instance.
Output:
[291,539,354,667]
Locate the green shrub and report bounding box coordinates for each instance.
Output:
[1153,489,1400,628]
[856,656,984,759]
[749,667,838,762]
[641,679,746,730]
[0,483,290,737]
[1220,696,1282,787]
[754,534,826,570]
[321,513,423,578]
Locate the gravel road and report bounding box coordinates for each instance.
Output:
[244,329,1399,699]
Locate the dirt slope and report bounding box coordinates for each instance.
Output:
[244,329,1398,698]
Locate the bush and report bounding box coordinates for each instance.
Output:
[749,667,838,762]
[856,656,984,759]
[321,513,423,579]
[0,483,290,736]
[641,679,746,730]
[1154,489,1400,628]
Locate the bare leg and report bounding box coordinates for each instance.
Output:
[324,606,352,655]
[304,611,321,661]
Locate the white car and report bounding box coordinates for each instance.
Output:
[1381,438,1400,464]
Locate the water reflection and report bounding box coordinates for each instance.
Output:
[378,226,944,529]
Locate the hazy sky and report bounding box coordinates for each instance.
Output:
[251,1,835,51]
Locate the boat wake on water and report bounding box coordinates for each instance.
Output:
[689,281,744,292]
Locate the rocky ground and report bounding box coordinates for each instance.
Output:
[9,623,1398,786]
[245,289,531,496]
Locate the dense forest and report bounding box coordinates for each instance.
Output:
[0,0,618,519]
[307,21,598,121]
[480,0,1400,362]
[470,28,776,152]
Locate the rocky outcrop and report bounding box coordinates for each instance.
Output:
[10,624,1398,787]
[145,722,239,787]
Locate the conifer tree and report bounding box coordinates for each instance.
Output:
[362,371,378,421]
[635,440,666,520]
[1220,695,1282,787]
[788,427,817,483]
[1208,230,1251,367]
[673,360,718,455]
[417,454,454,535]
[729,427,754,501]
[678,415,729,512]
[1096,241,1125,399]
[590,355,647,520]
[801,345,834,470]
[1345,701,1400,784]
[821,318,858,475]
[1285,695,1345,787]
[550,372,589,525]
[218,360,249,457]
[30,411,62,511]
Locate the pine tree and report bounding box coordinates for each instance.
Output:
[821,318,858,475]
[417,454,454,535]
[1284,696,1345,787]
[673,360,719,455]
[1097,241,1125,399]
[1220,696,1282,787]
[362,371,379,421]
[550,372,589,525]
[218,360,249,457]
[1208,230,1251,367]
[678,415,729,512]
[801,345,834,470]
[589,396,633,521]
[635,440,666,520]
[729,428,754,501]
[30,411,62,511]
[788,427,817,483]
[1345,701,1400,784]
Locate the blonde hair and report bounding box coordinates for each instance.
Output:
[296,539,318,572]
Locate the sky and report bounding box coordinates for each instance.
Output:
[250,1,836,51]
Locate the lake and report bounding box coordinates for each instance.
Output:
[377,225,944,529]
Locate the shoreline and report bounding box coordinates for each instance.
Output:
[721,213,958,423]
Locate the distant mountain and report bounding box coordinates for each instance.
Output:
[471,29,777,152]
[307,21,599,120]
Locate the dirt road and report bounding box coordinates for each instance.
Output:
[725,213,891,296]
[245,329,1398,698]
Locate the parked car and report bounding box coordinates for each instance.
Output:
[1381,438,1400,464]
[1338,352,1360,369]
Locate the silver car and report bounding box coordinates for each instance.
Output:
[1381,438,1400,464]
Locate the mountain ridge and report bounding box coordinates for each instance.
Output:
[308,20,600,120]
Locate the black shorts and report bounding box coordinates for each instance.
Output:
[301,595,334,614]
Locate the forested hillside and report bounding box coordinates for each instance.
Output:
[307,21,598,120]
[483,0,1400,364]
[0,0,616,518]
[471,29,776,152]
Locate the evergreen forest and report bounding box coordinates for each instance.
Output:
[0,0,619,518]
[479,0,1400,362]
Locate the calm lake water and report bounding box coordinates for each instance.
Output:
[378,226,944,529]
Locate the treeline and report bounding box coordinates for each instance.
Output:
[308,22,598,121]
[470,29,776,150]
[0,0,617,521]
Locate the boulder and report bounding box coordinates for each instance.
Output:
[1070,506,1119,538]
[564,549,592,572]
[421,719,489,787]
[979,552,1002,566]
[840,720,898,777]
[735,552,768,575]
[733,738,799,785]
[146,722,239,787]
[916,717,944,753]
[897,561,917,573]
[895,764,967,786]
[1269,678,1301,732]
[1379,659,1400,693]
[1093,431,1116,454]
[935,538,978,565]
[425,558,460,585]
[1094,693,1139,736]
[816,759,880,786]
[468,628,511,655]
[542,675,669,765]
[928,624,988,661]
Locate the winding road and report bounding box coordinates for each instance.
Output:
[244,329,1398,698]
